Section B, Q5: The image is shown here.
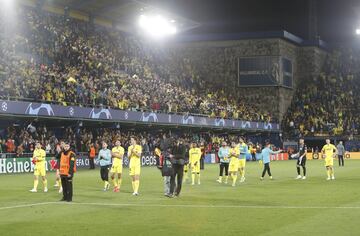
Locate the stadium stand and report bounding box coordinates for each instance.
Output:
[0,7,276,122]
[282,47,360,137]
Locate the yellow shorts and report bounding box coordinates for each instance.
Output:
[229,160,239,172]
[34,165,46,176]
[191,163,200,173]
[129,159,141,176]
[238,159,246,168]
[325,158,334,167]
[110,164,123,174]
[183,164,189,172]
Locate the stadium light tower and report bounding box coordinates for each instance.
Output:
[138,14,177,39]
[356,29,360,35]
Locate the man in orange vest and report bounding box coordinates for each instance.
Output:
[88,143,96,169]
[60,142,76,202]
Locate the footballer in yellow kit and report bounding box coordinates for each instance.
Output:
[110,140,125,192]
[321,138,337,180]
[229,141,240,186]
[30,142,48,193]
[128,137,142,195]
[189,142,202,185]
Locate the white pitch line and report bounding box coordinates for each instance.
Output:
[1,202,360,210]
[49,202,360,210]
[0,202,52,210]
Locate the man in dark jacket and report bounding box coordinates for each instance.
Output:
[170,138,186,197]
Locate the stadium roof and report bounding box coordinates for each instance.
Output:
[18,0,360,43]
[21,0,200,33]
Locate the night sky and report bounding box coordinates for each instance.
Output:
[148,0,360,43]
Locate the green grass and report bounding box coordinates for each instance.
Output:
[1,160,360,236]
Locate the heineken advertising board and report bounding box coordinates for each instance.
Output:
[0,154,157,174]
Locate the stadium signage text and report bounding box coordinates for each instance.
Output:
[0,155,157,174]
[0,100,280,131]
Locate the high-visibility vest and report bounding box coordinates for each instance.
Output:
[89,147,96,158]
[60,151,76,175]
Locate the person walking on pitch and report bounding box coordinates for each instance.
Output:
[321,139,337,180]
[29,142,48,193]
[110,140,124,192]
[229,141,240,187]
[337,141,345,167]
[59,142,76,202]
[96,141,112,191]
[189,142,202,185]
[128,137,143,196]
[294,138,307,180]
[217,141,230,184]
[238,137,248,183]
[260,142,282,180]
[54,141,64,193]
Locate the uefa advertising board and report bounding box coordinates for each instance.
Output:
[0,154,157,174]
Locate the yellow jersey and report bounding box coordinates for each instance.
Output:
[189,147,201,164]
[112,146,125,166]
[33,148,46,167]
[128,145,142,160]
[230,147,240,162]
[321,144,337,159]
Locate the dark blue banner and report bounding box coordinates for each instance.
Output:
[0,100,280,131]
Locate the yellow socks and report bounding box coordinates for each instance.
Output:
[232,174,237,185]
[225,176,229,183]
[241,170,245,178]
[327,169,331,178]
[117,179,122,189]
[197,173,201,184]
[43,179,48,189]
[192,173,195,184]
[104,181,109,188]
[33,179,38,190]
[134,180,140,193]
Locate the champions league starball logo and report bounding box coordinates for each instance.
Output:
[25,103,55,116]
[89,108,112,119]
[241,121,251,129]
[264,123,273,130]
[1,102,7,112]
[214,118,225,127]
[141,112,158,122]
[69,107,74,116]
[182,115,194,124]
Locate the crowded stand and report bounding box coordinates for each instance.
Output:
[282,48,360,137]
[0,7,276,122]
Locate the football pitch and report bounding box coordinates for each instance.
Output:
[0,160,360,236]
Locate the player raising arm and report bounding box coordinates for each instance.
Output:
[260,141,282,180]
